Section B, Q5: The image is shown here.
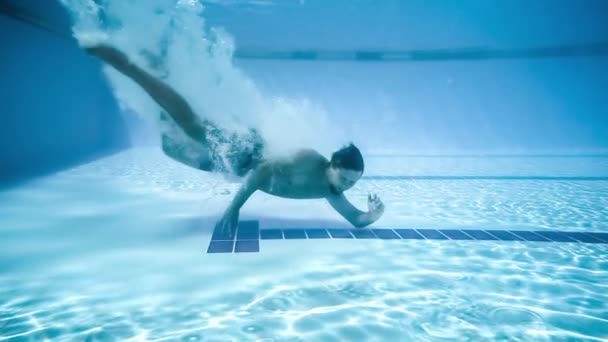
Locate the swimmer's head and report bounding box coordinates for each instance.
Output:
[327,143,364,194]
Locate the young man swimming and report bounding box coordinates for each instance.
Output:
[84,44,385,234]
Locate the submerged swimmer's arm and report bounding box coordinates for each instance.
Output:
[327,193,384,228]
[215,166,270,233]
[84,44,208,142]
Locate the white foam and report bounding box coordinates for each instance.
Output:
[60,0,342,160]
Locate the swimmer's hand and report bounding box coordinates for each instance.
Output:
[366,193,385,222]
[327,192,384,228]
[215,210,239,237]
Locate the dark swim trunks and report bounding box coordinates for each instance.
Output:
[159,111,265,177]
[203,126,265,177]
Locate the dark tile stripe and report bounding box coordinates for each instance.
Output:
[394,229,425,240]
[509,231,550,242]
[461,230,499,240]
[327,229,354,239]
[211,228,235,241]
[350,229,376,239]
[586,232,608,243]
[237,47,608,63]
[364,176,608,181]
[416,229,449,240]
[208,221,608,253]
[260,229,283,240]
[439,230,473,240]
[237,221,260,240]
[485,230,524,241]
[207,241,234,253]
[372,229,401,239]
[283,229,307,239]
[534,231,577,243]
[235,240,259,253]
[306,229,331,239]
[562,232,605,243]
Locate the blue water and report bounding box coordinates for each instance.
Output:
[1,150,607,341]
[2,0,608,340]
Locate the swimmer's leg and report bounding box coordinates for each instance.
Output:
[161,134,213,171]
[85,44,210,143]
[85,44,264,176]
[160,112,214,171]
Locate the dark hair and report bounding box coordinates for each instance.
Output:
[330,143,364,172]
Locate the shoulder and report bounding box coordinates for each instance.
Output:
[261,149,328,166]
[293,149,329,163]
[255,149,329,177]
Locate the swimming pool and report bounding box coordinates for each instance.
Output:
[2,0,608,340]
[1,149,607,341]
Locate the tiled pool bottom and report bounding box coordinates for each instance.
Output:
[2,150,608,341]
[208,221,608,254]
[3,230,608,341]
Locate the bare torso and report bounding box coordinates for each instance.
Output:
[255,149,333,199]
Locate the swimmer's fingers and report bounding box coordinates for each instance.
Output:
[214,213,239,237]
[370,193,384,211]
[375,197,384,212]
[367,193,383,213]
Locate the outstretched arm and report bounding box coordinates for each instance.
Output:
[327,193,384,228]
[84,44,208,142]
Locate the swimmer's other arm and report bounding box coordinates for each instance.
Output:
[215,166,385,234]
[214,168,262,235]
[326,192,384,228]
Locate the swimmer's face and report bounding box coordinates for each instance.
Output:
[327,166,362,193]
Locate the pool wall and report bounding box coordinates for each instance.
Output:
[0,0,129,187]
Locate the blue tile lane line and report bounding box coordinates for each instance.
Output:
[235,240,259,253]
[350,229,377,239]
[237,221,260,240]
[583,232,608,243]
[533,231,577,243]
[207,241,234,253]
[562,232,605,243]
[372,229,401,239]
[394,229,425,240]
[364,176,608,181]
[328,229,354,239]
[417,229,449,240]
[306,229,331,239]
[461,230,499,240]
[509,231,550,242]
[485,230,524,241]
[439,230,474,240]
[283,229,307,239]
[260,229,283,240]
[206,222,608,253]
[234,221,260,253]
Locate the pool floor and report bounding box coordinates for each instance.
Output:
[1,149,607,341]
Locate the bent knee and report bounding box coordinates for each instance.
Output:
[161,134,215,172]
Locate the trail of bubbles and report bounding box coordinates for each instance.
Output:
[60,0,343,162]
